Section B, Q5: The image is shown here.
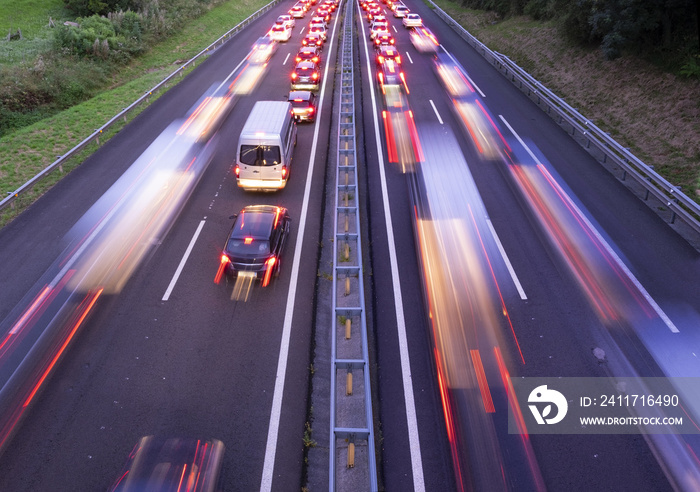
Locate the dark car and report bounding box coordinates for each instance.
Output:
[295,45,321,64]
[291,60,321,91]
[217,205,291,287]
[108,436,225,492]
[289,90,317,122]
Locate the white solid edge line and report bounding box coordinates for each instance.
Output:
[429,100,443,125]
[359,11,426,492]
[499,115,679,333]
[162,219,206,301]
[485,218,527,300]
[259,7,343,492]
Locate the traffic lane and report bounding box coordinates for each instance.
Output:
[0,3,284,323]
[373,9,674,491]
[0,83,326,492]
[0,10,336,492]
[355,10,458,492]
[398,1,700,322]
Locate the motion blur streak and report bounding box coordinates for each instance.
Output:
[0,79,235,459]
[503,141,658,326]
[23,288,103,408]
[409,125,543,491]
[494,346,546,491]
[470,350,495,413]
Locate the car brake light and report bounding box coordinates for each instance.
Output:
[234,164,240,177]
[396,55,401,64]
[244,237,253,245]
[296,56,301,62]
[262,257,277,287]
[378,55,384,63]
[214,253,229,284]
[308,106,314,113]
[312,72,319,80]
[291,72,297,79]
[281,165,288,178]
[313,56,319,63]
[294,98,303,102]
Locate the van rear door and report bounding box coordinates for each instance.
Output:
[238,142,285,188]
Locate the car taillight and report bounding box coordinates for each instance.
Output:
[396,55,401,64]
[262,257,277,287]
[312,72,319,80]
[378,55,384,63]
[214,253,230,284]
[281,165,288,178]
[313,56,319,63]
[296,56,302,62]
[234,164,240,177]
[308,106,314,113]
[291,72,298,79]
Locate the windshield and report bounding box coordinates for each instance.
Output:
[239,144,281,166]
[226,237,271,256]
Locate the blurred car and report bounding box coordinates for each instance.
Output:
[269,24,292,42]
[402,13,422,27]
[108,436,225,492]
[248,36,276,64]
[376,45,401,65]
[219,205,291,287]
[302,32,324,48]
[295,45,321,64]
[410,26,439,53]
[434,52,471,98]
[320,0,337,13]
[291,60,321,90]
[377,58,404,89]
[308,24,327,40]
[289,90,317,122]
[315,7,332,21]
[276,14,295,29]
[373,31,396,48]
[393,4,410,17]
[367,5,383,20]
[289,5,305,18]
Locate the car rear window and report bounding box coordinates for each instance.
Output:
[227,211,275,255]
[240,144,281,166]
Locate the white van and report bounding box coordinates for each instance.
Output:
[235,101,297,191]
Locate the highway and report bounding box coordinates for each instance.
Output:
[0,0,699,490]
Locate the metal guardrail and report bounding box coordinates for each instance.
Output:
[329,0,378,490]
[0,0,281,215]
[426,0,700,249]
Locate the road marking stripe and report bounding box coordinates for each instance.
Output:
[359,13,426,492]
[485,218,527,300]
[260,7,344,492]
[429,100,443,124]
[162,219,206,301]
